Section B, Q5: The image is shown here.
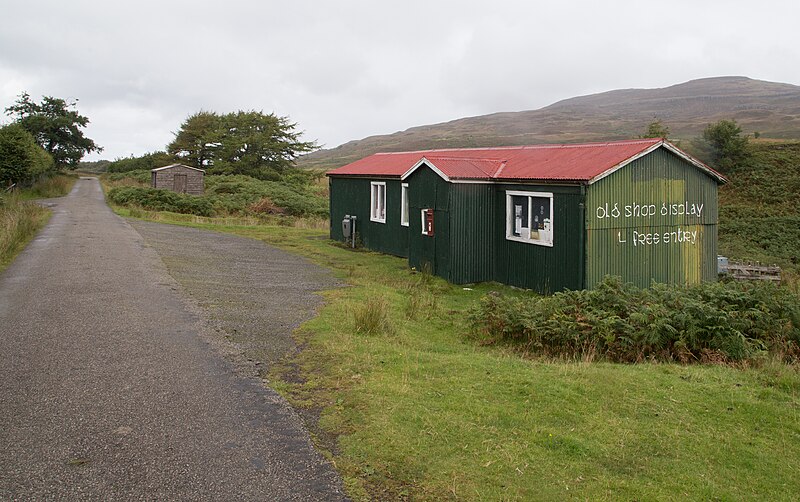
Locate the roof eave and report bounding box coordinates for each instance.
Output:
[586,140,728,185]
[661,142,728,184]
[400,157,450,182]
[587,141,664,185]
[151,163,206,173]
[326,173,402,179]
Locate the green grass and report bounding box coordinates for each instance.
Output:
[17,173,77,200]
[0,174,75,271]
[0,192,50,271]
[111,207,800,501]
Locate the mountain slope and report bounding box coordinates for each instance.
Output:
[718,140,800,278]
[300,76,800,169]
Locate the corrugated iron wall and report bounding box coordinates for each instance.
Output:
[407,167,450,277]
[493,184,584,293]
[330,146,720,293]
[329,177,409,257]
[448,183,496,284]
[585,148,719,288]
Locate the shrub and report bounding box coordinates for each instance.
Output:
[249,197,286,214]
[469,276,800,364]
[106,172,329,218]
[0,124,54,186]
[205,174,328,217]
[106,187,214,217]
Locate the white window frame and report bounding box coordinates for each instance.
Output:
[370,181,386,223]
[400,183,409,226]
[505,190,554,247]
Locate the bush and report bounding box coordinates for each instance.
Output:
[105,171,329,218]
[469,276,800,363]
[205,174,328,217]
[0,124,54,186]
[106,187,214,217]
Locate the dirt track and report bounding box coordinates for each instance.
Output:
[0,178,346,500]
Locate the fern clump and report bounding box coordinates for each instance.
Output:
[470,276,800,364]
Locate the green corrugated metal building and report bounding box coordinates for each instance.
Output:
[327,139,726,293]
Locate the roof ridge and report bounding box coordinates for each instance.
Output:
[372,138,660,156]
[493,160,509,178]
[425,155,504,161]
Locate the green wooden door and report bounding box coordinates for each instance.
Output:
[408,166,450,280]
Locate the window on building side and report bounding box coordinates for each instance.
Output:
[370,182,386,223]
[401,183,409,226]
[505,190,554,246]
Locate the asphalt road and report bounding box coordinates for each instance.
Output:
[0,178,347,500]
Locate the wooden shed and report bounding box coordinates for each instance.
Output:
[327,139,727,293]
[151,164,205,194]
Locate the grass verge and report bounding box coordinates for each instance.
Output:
[17,173,78,200]
[0,192,50,272]
[0,174,76,271]
[111,207,800,501]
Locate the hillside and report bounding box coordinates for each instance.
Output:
[300,76,800,169]
[718,140,800,278]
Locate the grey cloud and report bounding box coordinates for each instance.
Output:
[1,0,799,160]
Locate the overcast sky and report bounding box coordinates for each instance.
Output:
[2,0,799,161]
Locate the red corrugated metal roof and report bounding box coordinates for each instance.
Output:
[326,138,725,183]
[328,151,426,177]
[420,157,503,179]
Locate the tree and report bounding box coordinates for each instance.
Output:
[213,111,317,178]
[167,111,220,169]
[168,109,317,179]
[5,93,102,170]
[107,151,175,173]
[699,119,750,172]
[0,124,54,186]
[642,119,670,139]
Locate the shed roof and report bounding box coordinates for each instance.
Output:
[327,139,726,184]
[151,164,206,173]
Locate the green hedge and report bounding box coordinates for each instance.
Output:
[470,276,800,363]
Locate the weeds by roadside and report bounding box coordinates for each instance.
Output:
[0,191,49,269]
[353,296,394,336]
[18,174,76,199]
[403,276,440,320]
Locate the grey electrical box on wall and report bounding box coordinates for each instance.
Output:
[342,215,352,238]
